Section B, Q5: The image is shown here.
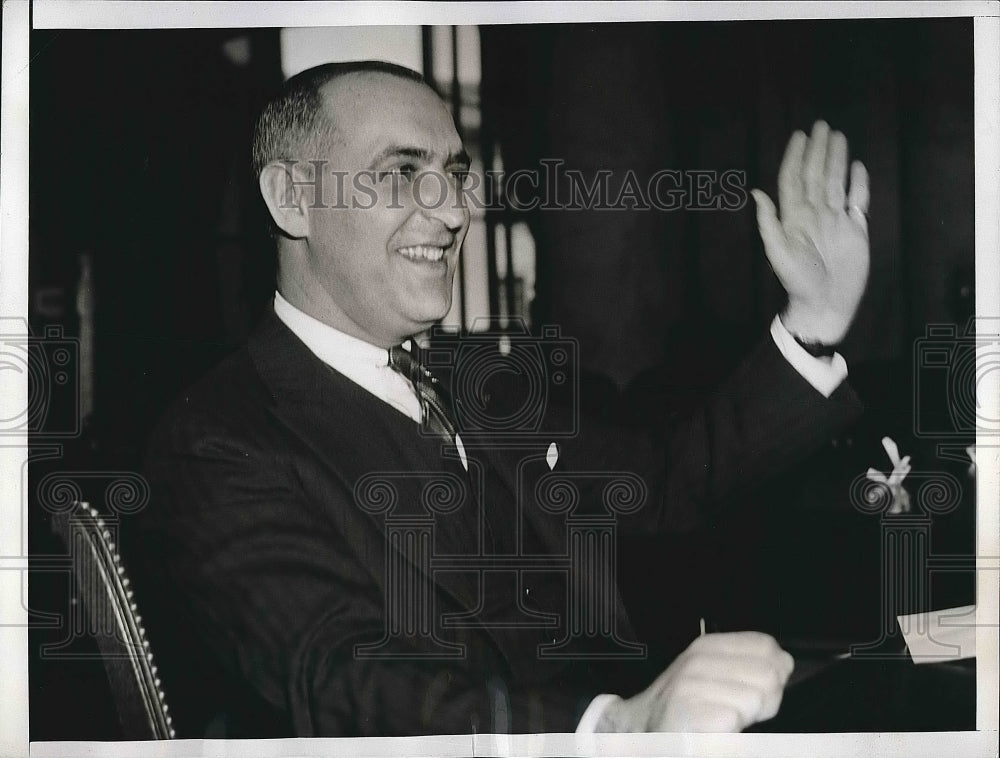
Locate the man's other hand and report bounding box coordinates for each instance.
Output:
[751,120,871,345]
[600,631,795,732]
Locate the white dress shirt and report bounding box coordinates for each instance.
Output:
[275,291,846,415]
[273,290,847,733]
[273,292,468,468]
[768,315,848,398]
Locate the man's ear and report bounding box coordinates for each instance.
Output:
[259,161,310,239]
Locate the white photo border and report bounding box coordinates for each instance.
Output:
[3,2,998,757]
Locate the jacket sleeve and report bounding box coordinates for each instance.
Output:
[561,335,864,534]
[132,405,598,737]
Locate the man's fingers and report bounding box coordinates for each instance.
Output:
[777,130,807,210]
[684,652,790,692]
[689,650,790,725]
[846,160,870,218]
[651,699,742,733]
[683,701,745,733]
[847,160,871,211]
[688,630,788,662]
[675,677,765,728]
[750,189,786,262]
[679,680,786,732]
[636,631,795,734]
[778,648,794,680]
[757,683,785,723]
[802,120,830,206]
[825,130,848,210]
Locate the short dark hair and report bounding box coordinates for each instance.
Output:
[250,60,426,179]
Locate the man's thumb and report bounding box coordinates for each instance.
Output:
[750,189,784,258]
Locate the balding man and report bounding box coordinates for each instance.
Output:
[131,61,869,737]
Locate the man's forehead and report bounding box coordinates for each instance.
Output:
[318,72,462,156]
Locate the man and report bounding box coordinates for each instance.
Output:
[130,61,869,737]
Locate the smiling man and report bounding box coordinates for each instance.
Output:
[131,61,869,738]
[256,64,471,348]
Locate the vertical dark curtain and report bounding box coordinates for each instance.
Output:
[482,19,973,397]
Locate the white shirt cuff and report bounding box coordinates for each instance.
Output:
[575,693,623,733]
[770,315,848,398]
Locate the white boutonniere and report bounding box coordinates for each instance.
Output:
[866,436,912,514]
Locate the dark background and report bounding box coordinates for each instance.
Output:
[28,19,976,739]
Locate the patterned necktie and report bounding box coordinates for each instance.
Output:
[390,345,509,554]
[388,343,458,443]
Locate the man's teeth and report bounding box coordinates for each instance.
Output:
[398,245,446,262]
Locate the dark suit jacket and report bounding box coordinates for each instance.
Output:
[127,308,862,737]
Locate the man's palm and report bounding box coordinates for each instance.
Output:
[752,120,871,344]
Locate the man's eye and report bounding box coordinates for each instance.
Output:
[380,165,417,182]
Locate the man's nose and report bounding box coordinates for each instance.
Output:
[415,170,469,232]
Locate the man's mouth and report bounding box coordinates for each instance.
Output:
[397,245,448,263]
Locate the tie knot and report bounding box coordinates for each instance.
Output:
[388,343,457,442]
[388,344,416,381]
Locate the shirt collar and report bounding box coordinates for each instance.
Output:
[272,292,464,468]
[273,291,394,370]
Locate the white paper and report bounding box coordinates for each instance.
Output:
[898,605,977,664]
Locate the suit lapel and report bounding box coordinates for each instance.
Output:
[247,311,482,616]
[246,310,637,658]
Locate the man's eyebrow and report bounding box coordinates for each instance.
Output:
[368,145,471,169]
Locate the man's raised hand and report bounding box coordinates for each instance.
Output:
[598,631,794,732]
[751,120,871,345]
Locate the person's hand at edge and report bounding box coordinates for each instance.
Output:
[595,631,795,732]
